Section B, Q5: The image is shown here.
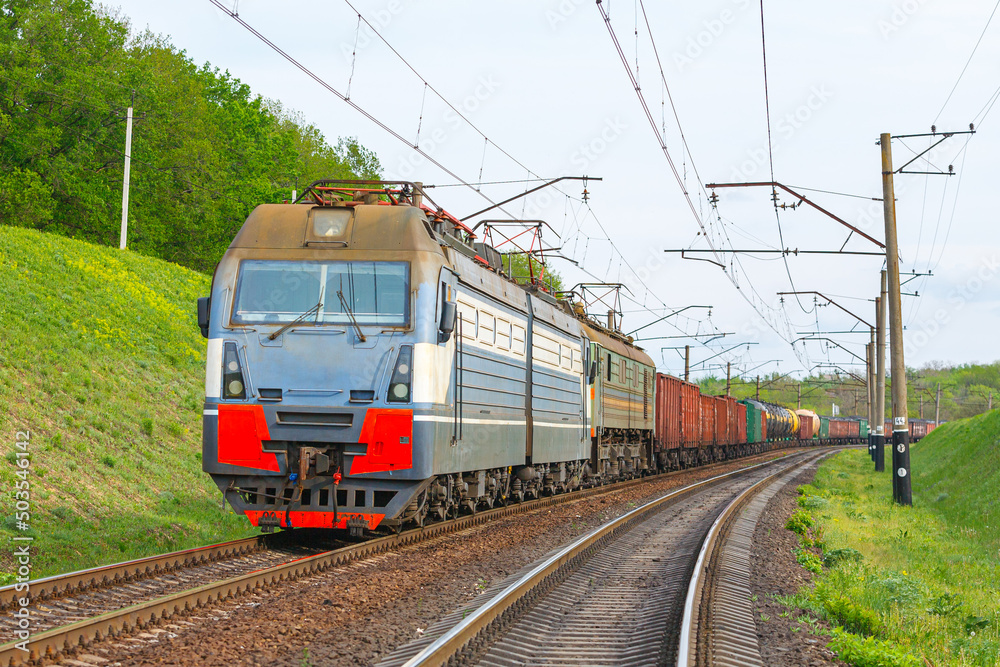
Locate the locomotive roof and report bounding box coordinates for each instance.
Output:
[229,203,442,253]
[579,320,655,368]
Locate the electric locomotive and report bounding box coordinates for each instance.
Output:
[198,181,655,535]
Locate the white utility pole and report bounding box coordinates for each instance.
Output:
[120,91,135,250]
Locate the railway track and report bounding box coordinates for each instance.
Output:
[0,448,809,666]
[374,449,831,667]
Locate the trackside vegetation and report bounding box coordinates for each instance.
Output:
[778,411,1000,666]
[0,0,380,272]
[0,227,255,579]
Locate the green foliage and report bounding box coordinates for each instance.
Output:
[911,410,1000,547]
[794,548,823,574]
[785,509,815,535]
[816,584,883,636]
[696,361,1000,420]
[779,435,1000,666]
[500,251,564,292]
[798,494,829,510]
[0,1,381,273]
[827,628,922,667]
[823,547,862,567]
[0,227,255,576]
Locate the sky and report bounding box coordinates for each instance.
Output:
[109,0,1000,382]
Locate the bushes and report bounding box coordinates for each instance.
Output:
[827,628,922,667]
[785,510,815,535]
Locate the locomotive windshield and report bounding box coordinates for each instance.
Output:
[231,260,409,326]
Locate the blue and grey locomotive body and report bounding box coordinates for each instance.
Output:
[199,182,656,534]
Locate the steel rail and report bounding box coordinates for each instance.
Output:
[0,535,270,610]
[676,451,829,666]
[0,448,806,667]
[397,450,822,667]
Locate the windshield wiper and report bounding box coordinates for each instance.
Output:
[337,290,367,342]
[268,301,322,340]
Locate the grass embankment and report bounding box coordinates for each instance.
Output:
[781,411,1000,666]
[0,226,254,579]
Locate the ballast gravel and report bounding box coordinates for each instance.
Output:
[66,452,810,666]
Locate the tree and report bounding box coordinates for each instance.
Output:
[0,0,384,272]
[501,251,564,292]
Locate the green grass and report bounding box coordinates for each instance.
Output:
[0,226,254,579]
[781,411,1000,666]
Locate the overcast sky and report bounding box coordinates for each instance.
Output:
[109,0,1000,381]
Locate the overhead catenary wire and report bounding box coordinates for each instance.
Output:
[934,0,1000,123]
[337,0,723,350]
[208,0,509,216]
[757,0,813,316]
[598,0,806,367]
[214,0,727,358]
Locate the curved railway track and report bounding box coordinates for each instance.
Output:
[0,448,812,666]
[373,449,832,667]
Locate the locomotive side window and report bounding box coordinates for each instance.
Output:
[479,311,495,345]
[458,301,478,340]
[496,318,511,350]
[512,324,526,355]
[232,260,408,326]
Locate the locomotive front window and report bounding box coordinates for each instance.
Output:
[232,260,409,326]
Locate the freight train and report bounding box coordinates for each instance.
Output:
[197,180,866,536]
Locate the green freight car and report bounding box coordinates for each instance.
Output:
[742,399,763,444]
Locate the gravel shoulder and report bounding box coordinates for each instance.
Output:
[71,453,794,666]
[750,466,847,667]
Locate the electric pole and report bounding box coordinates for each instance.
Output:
[878,125,974,494]
[867,339,875,461]
[684,345,690,382]
[935,382,941,425]
[880,132,911,505]
[875,274,887,472]
[797,383,801,409]
[756,375,760,400]
[726,362,731,396]
[120,90,134,250]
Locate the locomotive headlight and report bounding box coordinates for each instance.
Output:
[386,345,413,404]
[222,342,247,400]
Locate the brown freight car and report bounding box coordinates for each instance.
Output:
[796,409,820,440]
[653,373,703,468]
[724,396,747,445]
[700,394,717,447]
[713,395,729,446]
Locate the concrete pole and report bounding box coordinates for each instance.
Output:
[881,132,911,505]
[726,362,731,396]
[756,375,760,400]
[119,92,134,250]
[797,383,801,409]
[876,276,887,472]
[867,339,875,461]
[935,382,941,425]
[684,345,690,382]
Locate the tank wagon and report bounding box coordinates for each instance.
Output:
[198,180,860,536]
